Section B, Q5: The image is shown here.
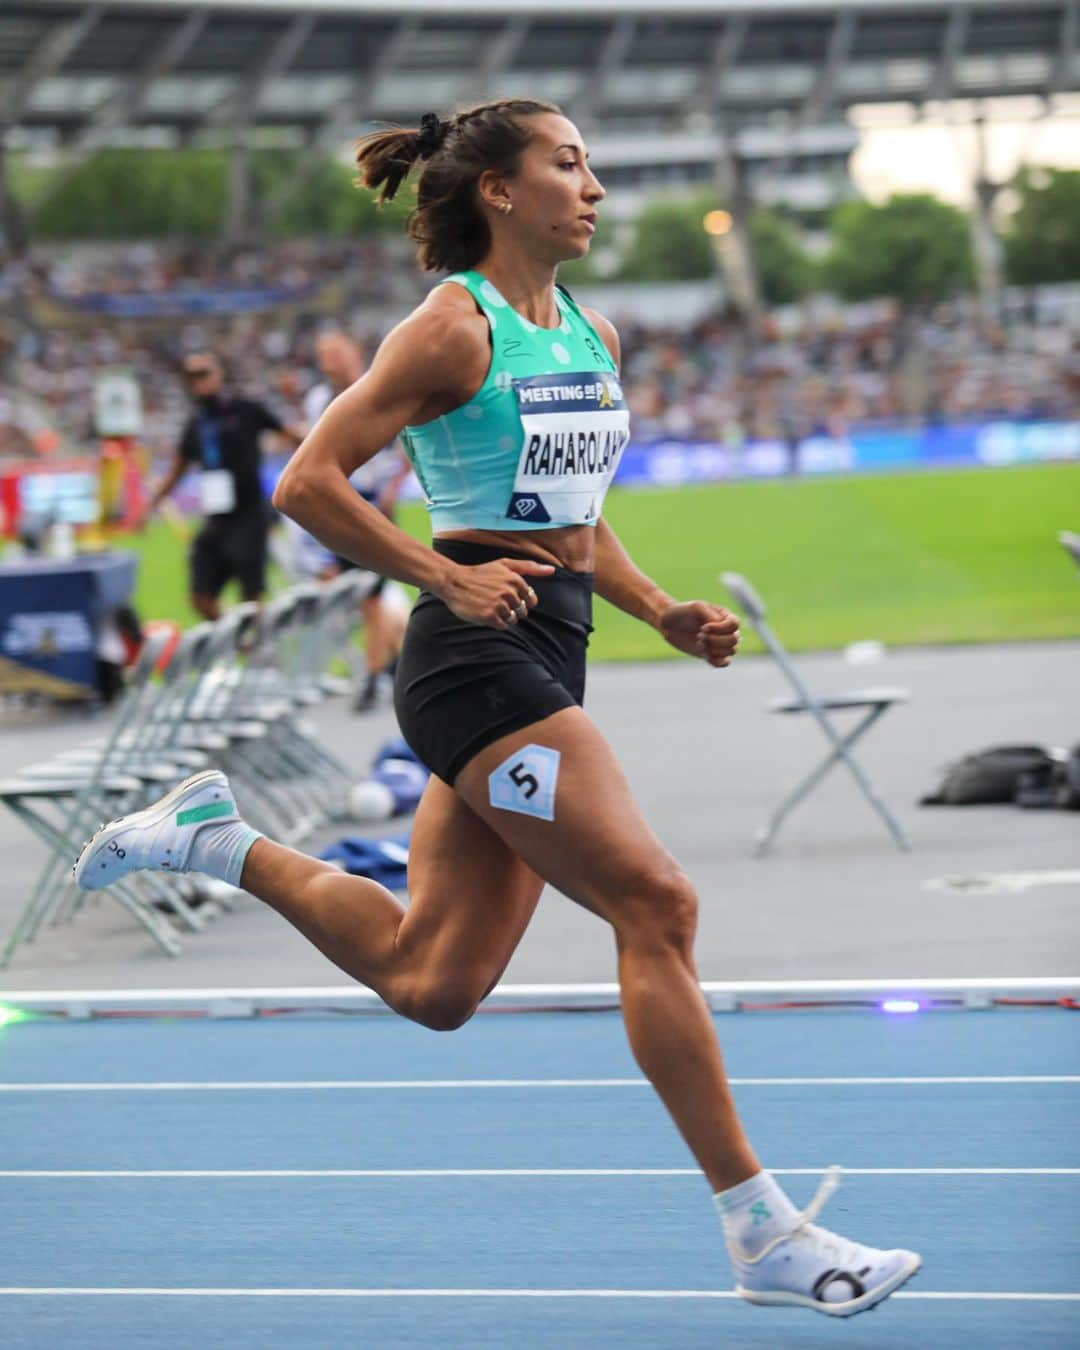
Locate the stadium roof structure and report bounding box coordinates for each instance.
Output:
[2,0,1077,151]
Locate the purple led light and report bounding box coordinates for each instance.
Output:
[881,998,920,1014]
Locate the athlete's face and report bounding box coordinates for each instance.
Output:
[494,114,605,263]
[315,333,363,390]
[182,353,224,400]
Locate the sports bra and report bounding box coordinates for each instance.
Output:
[400,270,630,531]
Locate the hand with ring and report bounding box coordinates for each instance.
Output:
[440,558,553,631]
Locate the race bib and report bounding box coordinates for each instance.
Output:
[488,744,560,822]
[200,469,236,515]
[507,371,630,525]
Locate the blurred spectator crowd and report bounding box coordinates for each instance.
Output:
[1,238,1078,459]
[0,238,415,456]
[1,237,396,303]
[620,296,1080,446]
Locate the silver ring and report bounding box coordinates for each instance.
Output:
[514,600,528,619]
[527,588,537,604]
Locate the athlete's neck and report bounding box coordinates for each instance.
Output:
[474,250,560,330]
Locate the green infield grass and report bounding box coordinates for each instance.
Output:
[126,463,1078,662]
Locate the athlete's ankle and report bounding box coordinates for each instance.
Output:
[714,1170,801,1260]
[188,819,263,888]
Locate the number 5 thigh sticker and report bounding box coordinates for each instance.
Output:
[488,744,560,822]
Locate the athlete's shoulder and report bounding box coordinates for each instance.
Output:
[366,281,489,402]
[387,282,488,358]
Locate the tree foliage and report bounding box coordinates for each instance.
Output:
[611,192,816,298]
[262,152,411,238]
[1002,167,1080,285]
[23,147,410,241]
[749,208,816,305]
[822,193,973,304]
[617,196,718,282]
[32,149,228,239]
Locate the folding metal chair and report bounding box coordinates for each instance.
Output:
[0,630,189,965]
[0,575,375,967]
[721,572,911,855]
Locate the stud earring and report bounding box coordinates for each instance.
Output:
[500,203,513,215]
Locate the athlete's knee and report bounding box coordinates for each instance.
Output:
[615,861,699,955]
[395,978,481,1033]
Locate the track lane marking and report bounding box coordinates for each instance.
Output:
[2,1075,1077,1092]
[0,1288,1076,1301]
[2,1167,1078,1179]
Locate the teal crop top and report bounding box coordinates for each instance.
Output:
[400,270,630,531]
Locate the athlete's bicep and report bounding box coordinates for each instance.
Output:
[300,376,416,479]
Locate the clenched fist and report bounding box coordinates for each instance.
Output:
[659,601,741,668]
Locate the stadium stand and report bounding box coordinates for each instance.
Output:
[3,242,1078,455]
[2,1,1077,459]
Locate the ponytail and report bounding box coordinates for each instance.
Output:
[353,99,561,272]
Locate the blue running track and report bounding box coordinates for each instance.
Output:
[2,1007,1078,1349]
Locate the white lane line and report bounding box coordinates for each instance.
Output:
[1,1075,1077,1093]
[2,1167,1078,1180]
[925,869,1080,895]
[0,1288,1076,1302]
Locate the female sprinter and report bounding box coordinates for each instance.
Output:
[75,100,919,1317]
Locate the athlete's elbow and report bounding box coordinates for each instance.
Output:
[271,465,307,520]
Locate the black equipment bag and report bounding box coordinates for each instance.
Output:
[920,745,1059,806]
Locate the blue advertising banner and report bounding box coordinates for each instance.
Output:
[0,553,137,698]
[253,416,1077,510]
[611,419,1079,489]
[48,284,318,319]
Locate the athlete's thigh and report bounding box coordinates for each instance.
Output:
[396,773,545,983]
[453,707,680,921]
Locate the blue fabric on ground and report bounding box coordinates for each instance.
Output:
[371,757,429,816]
[317,835,409,887]
[372,737,424,770]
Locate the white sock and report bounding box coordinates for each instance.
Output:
[187,821,263,889]
[714,1171,802,1259]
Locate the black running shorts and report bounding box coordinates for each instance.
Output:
[189,512,269,600]
[394,540,593,785]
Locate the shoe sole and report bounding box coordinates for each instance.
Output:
[737,1253,921,1318]
[72,770,229,891]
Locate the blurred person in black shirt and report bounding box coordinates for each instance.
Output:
[144,351,302,619]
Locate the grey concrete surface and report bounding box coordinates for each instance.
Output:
[1,641,1077,992]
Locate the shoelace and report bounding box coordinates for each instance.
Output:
[734,1164,846,1266]
[797,1221,864,1271]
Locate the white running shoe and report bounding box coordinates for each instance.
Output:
[732,1167,921,1318]
[73,770,239,891]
